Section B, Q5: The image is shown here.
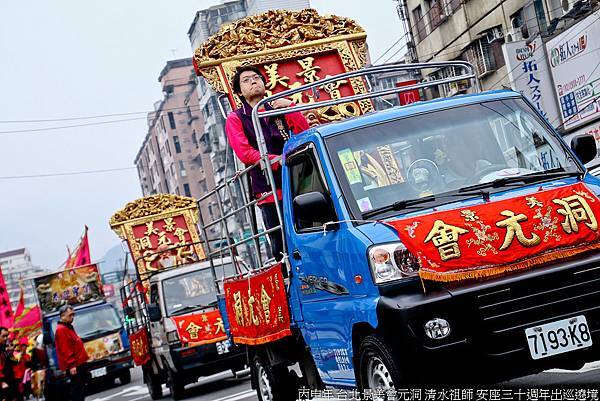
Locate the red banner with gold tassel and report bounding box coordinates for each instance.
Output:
[223,264,291,345]
[387,183,600,282]
[171,310,228,346]
[129,328,151,366]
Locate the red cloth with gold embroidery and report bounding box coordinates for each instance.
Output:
[223,264,291,345]
[129,328,150,366]
[171,310,227,346]
[387,183,600,282]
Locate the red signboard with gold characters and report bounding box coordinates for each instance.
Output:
[193,8,372,125]
[129,328,151,366]
[223,264,291,345]
[109,194,205,282]
[387,183,600,282]
[171,310,228,346]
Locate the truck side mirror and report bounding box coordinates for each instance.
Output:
[571,134,597,165]
[293,192,337,229]
[148,304,162,322]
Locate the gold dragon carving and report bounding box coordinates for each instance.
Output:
[109,194,197,227]
[194,9,364,65]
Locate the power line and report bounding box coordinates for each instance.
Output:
[0,117,147,135]
[0,167,137,180]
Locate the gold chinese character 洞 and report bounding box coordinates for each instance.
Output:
[233,291,244,326]
[214,317,225,335]
[424,220,469,261]
[185,322,202,340]
[173,227,188,243]
[526,196,543,209]
[553,194,598,234]
[247,290,260,326]
[163,218,175,232]
[296,57,321,84]
[136,236,152,251]
[496,210,541,251]
[145,221,158,236]
[260,285,272,324]
[264,63,289,90]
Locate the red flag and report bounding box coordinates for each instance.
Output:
[64,226,91,269]
[13,305,42,340]
[0,265,14,328]
[14,284,24,319]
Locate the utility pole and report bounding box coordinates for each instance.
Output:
[394,0,418,63]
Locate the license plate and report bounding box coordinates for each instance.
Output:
[90,367,107,378]
[216,339,231,355]
[525,315,592,360]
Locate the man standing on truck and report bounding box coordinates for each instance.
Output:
[54,306,89,401]
[225,65,309,261]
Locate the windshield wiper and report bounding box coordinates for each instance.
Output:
[170,304,213,316]
[362,190,490,219]
[458,170,582,193]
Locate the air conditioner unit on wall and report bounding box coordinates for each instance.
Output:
[505,28,523,43]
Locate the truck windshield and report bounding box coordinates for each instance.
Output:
[326,98,577,219]
[51,305,122,340]
[163,263,234,316]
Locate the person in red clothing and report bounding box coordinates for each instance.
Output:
[54,305,89,401]
[225,65,309,262]
[0,327,14,401]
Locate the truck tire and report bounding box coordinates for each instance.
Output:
[167,368,185,400]
[144,369,163,400]
[252,354,296,401]
[358,335,403,393]
[119,369,132,385]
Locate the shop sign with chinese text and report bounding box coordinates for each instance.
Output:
[546,13,600,131]
[129,328,150,366]
[223,264,291,345]
[171,309,228,345]
[388,183,600,282]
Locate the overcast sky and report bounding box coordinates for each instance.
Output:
[0,0,405,269]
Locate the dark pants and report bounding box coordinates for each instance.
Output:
[260,202,284,262]
[68,368,86,401]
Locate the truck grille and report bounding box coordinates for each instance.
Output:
[475,265,600,356]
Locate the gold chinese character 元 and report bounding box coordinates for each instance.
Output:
[157,231,172,246]
[163,218,175,232]
[185,322,202,340]
[233,291,244,326]
[144,221,158,236]
[260,285,272,324]
[247,290,260,326]
[553,194,598,234]
[296,57,321,84]
[173,227,188,243]
[264,63,289,90]
[424,220,469,261]
[495,210,541,251]
[214,317,225,335]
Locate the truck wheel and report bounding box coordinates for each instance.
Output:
[167,368,185,400]
[253,354,296,401]
[144,370,163,400]
[358,335,403,393]
[119,369,132,385]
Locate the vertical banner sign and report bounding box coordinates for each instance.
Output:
[396,80,421,106]
[546,12,600,131]
[171,310,228,345]
[129,328,151,366]
[387,183,600,282]
[223,264,291,345]
[193,9,373,126]
[110,195,205,282]
[502,37,561,126]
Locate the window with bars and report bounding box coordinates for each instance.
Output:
[412,6,427,43]
[462,38,497,78]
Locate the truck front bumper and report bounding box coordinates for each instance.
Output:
[377,252,600,382]
[170,341,247,379]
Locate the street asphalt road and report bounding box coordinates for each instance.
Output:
[86,362,600,401]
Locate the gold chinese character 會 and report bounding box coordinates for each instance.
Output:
[185,322,202,340]
[495,210,541,251]
[424,220,469,261]
[260,285,272,324]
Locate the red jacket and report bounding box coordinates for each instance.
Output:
[54,322,89,371]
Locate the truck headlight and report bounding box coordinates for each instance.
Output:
[166,330,179,344]
[368,243,419,284]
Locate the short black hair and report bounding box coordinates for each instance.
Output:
[232,65,266,95]
[0,327,7,333]
[59,305,73,316]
